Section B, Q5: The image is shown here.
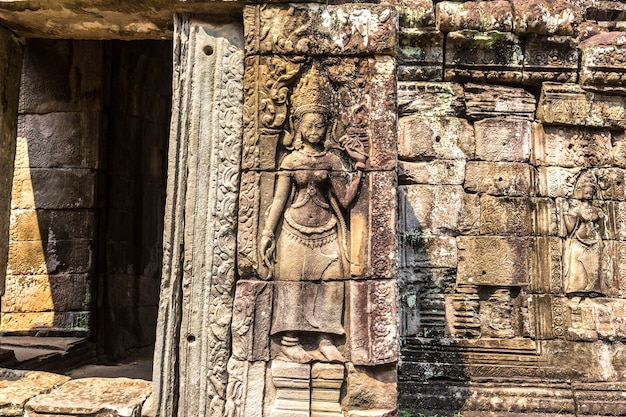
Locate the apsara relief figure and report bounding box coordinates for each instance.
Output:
[260,64,366,364]
[563,170,607,295]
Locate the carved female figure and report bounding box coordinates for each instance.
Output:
[563,170,607,295]
[260,66,366,363]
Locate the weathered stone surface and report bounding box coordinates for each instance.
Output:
[25,377,151,416]
[444,30,523,83]
[535,166,581,198]
[144,17,244,417]
[537,82,626,128]
[465,161,533,197]
[400,234,458,268]
[464,83,536,120]
[243,4,396,56]
[397,0,434,28]
[479,195,532,235]
[474,118,531,162]
[350,280,398,366]
[0,369,69,416]
[11,168,95,210]
[1,311,90,332]
[8,239,93,275]
[19,39,103,114]
[3,274,91,313]
[0,26,22,297]
[399,185,480,235]
[533,124,613,167]
[529,237,563,294]
[398,29,443,81]
[15,113,101,169]
[436,1,513,32]
[457,236,529,286]
[398,115,474,160]
[573,382,626,416]
[512,0,583,36]
[398,159,465,185]
[10,209,94,242]
[594,167,626,201]
[580,32,626,95]
[345,364,397,413]
[522,35,579,84]
[0,3,173,40]
[397,81,465,117]
[577,21,609,43]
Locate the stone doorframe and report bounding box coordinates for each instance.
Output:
[144,6,399,417]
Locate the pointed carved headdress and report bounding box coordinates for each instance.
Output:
[291,65,334,121]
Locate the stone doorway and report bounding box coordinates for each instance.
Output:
[1,38,172,372]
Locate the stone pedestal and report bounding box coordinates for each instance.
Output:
[311,363,344,417]
[270,360,311,417]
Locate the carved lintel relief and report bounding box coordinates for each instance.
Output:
[233,4,398,417]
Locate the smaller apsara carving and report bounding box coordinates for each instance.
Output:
[563,170,608,295]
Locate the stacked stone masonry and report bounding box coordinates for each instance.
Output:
[1,0,626,417]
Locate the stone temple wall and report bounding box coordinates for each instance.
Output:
[396,1,626,416]
[0,0,626,416]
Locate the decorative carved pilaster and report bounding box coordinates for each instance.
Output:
[143,15,244,417]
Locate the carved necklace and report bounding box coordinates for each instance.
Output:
[299,148,326,158]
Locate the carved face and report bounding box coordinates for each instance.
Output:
[299,113,327,145]
[581,184,596,200]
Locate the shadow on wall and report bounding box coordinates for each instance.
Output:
[3,39,171,362]
[397,188,469,416]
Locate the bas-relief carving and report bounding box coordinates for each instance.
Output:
[233,5,397,414]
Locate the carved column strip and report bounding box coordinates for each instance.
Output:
[0,26,22,298]
[143,15,244,417]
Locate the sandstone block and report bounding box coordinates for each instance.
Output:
[0,25,23,298]
[3,274,91,313]
[535,166,581,198]
[529,237,563,294]
[11,168,95,209]
[400,234,458,268]
[522,35,579,84]
[16,113,100,169]
[464,83,536,120]
[19,39,103,114]
[528,294,565,339]
[533,124,613,168]
[399,185,480,235]
[398,29,443,81]
[479,195,532,235]
[1,311,90,332]
[397,0,435,28]
[436,1,513,32]
[595,167,626,201]
[0,370,69,416]
[573,382,626,416]
[457,236,529,286]
[537,82,626,128]
[444,30,523,84]
[231,280,272,361]
[398,159,465,185]
[8,239,93,275]
[345,364,397,412]
[580,32,626,95]
[244,4,396,56]
[397,81,465,117]
[398,115,474,160]
[350,280,398,365]
[512,0,583,36]
[465,161,533,197]
[10,209,95,242]
[474,118,531,162]
[25,378,151,417]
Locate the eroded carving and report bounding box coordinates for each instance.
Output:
[563,170,608,295]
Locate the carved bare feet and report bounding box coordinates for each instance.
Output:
[318,338,345,363]
[279,335,314,363]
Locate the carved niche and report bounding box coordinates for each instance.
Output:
[230,4,398,417]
